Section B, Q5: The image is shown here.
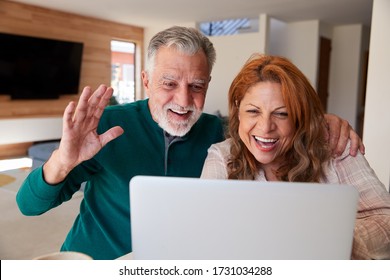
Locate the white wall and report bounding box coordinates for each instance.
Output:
[363,0,390,190]
[327,25,364,130]
[284,20,320,87]
[269,20,320,88]
[0,117,62,145]
[268,18,288,56]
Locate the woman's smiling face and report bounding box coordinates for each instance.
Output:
[238,81,294,170]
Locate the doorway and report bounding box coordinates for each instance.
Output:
[317,37,332,112]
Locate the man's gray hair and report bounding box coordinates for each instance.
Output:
[145,26,216,75]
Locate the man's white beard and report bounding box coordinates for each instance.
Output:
[153,103,202,137]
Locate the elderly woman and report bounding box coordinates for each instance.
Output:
[201,54,390,259]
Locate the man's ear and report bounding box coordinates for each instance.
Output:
[141,71,149,90]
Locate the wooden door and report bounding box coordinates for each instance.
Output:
[317,37,332,112]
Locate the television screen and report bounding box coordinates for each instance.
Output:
[0,32,83,99]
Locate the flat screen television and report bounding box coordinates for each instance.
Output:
[0,32,83,99]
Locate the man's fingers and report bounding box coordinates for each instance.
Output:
[94,87,114,121]
[348,129,365,156]
[63,101,76,131]
[88,84,109,108]
[72,86,93,123]
[100,126,124,147]
[333,121,350,157]
[359,142,366,155]
[73,85,109,127]
[326,114,341,154]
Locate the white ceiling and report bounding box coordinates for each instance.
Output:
[10,0,373,28]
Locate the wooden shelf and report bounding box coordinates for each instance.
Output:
[0,95,77,119]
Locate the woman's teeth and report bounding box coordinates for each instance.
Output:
[254,136,278,147]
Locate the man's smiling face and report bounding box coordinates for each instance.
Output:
[142,46,210,136]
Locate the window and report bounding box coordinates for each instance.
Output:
[111,40,136,104]
[198,18,259,36]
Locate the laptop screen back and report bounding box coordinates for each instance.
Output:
[129,176,358,260]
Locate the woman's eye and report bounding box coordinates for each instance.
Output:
[275,112,288,118]
[246,109,259,114]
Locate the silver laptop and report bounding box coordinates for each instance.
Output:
[129,176,359,260]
